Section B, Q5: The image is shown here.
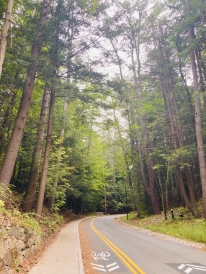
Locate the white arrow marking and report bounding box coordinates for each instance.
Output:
[187,264,206,268]
[92,267,107,272]
[108,265,120,272]
[193,268,206,272]
[178,264,186,270]
[185,267,193,274]
[91,263,104,268]
[186,264,206,271]
[106,262,117,268]
[186,264,206,272]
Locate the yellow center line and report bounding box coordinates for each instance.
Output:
[90,219,146,274]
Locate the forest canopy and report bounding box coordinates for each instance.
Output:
[0,0,206,219]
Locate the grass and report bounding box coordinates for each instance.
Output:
[120,210,206,244]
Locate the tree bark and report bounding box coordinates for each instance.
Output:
[110,35,160,214]
[0,0,14,77]
[22,87,50,212]
[157,33,200,216]
[36,89,55,219]
[185,0,206,218]
[49,96,68,209]
[0,0,51,189]
[0,87,16,155]
[114,108,141,217]
[131,41,160,214]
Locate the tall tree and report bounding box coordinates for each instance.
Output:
[36,87,55,219]
[22,87,50,212]
[48,96,67,209]
[184,0,206,218]
[0,0,51,188]
[0,0,14,77]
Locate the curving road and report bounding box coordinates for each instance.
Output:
[81,215,206,274]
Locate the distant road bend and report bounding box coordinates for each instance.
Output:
[81,215,206,274]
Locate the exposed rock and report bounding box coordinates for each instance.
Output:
[4,238,15,250]
[27,236,35,248]
[0,268,13,274]
[0,214,60,274]
[9,227,20,240]
[19,228,25,237]
[15,241,25,251]
[24,248,33,259]
[3,250,12,267]
[0,223,47,273]
[0,240,6,260]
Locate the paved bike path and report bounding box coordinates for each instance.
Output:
[29,219,84,274]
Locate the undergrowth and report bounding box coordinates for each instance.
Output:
[120,203,206,244]
[0,186,64,234]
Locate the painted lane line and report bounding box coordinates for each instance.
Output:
[90,219,145,274]
[91,221,138,274]
[193,268,206,272]
[185,267,193,274]
[91,263,105,268]
[108,265,120,272]
[91,221,141,274]
[178,264,185,270]
[106,262,117,268]
[93,266,107,272]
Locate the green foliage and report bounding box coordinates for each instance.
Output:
[121,209,206,244]
[0,188,64,234]
[0,199,4,213]
[145,219,206,244]
[0,0,6,19]
[7,209,41,234]
[78,0,99,15]
[0,186,41,233]
[161,147,193,171]
[39,211,64,233]
[1,0,206,218]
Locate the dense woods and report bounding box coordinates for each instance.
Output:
[0,0,206,219]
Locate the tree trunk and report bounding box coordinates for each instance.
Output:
[0,87,16,155]
[165,163,169,210]
[49,96,68,209]
[191,47,206,218]
[185,0,206,218]
[110,34,160,214]
[22,87,50,212]
[0,0,51,189]
[0,0,14,77]
[129,128,141,218]
[158,33,200,216]
[131,43,160,214]
[36,89,55,219]
[117,109,141,217]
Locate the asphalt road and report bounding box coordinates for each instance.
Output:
[81,215,206,274]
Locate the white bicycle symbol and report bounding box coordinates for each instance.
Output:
[92,252,110,261]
